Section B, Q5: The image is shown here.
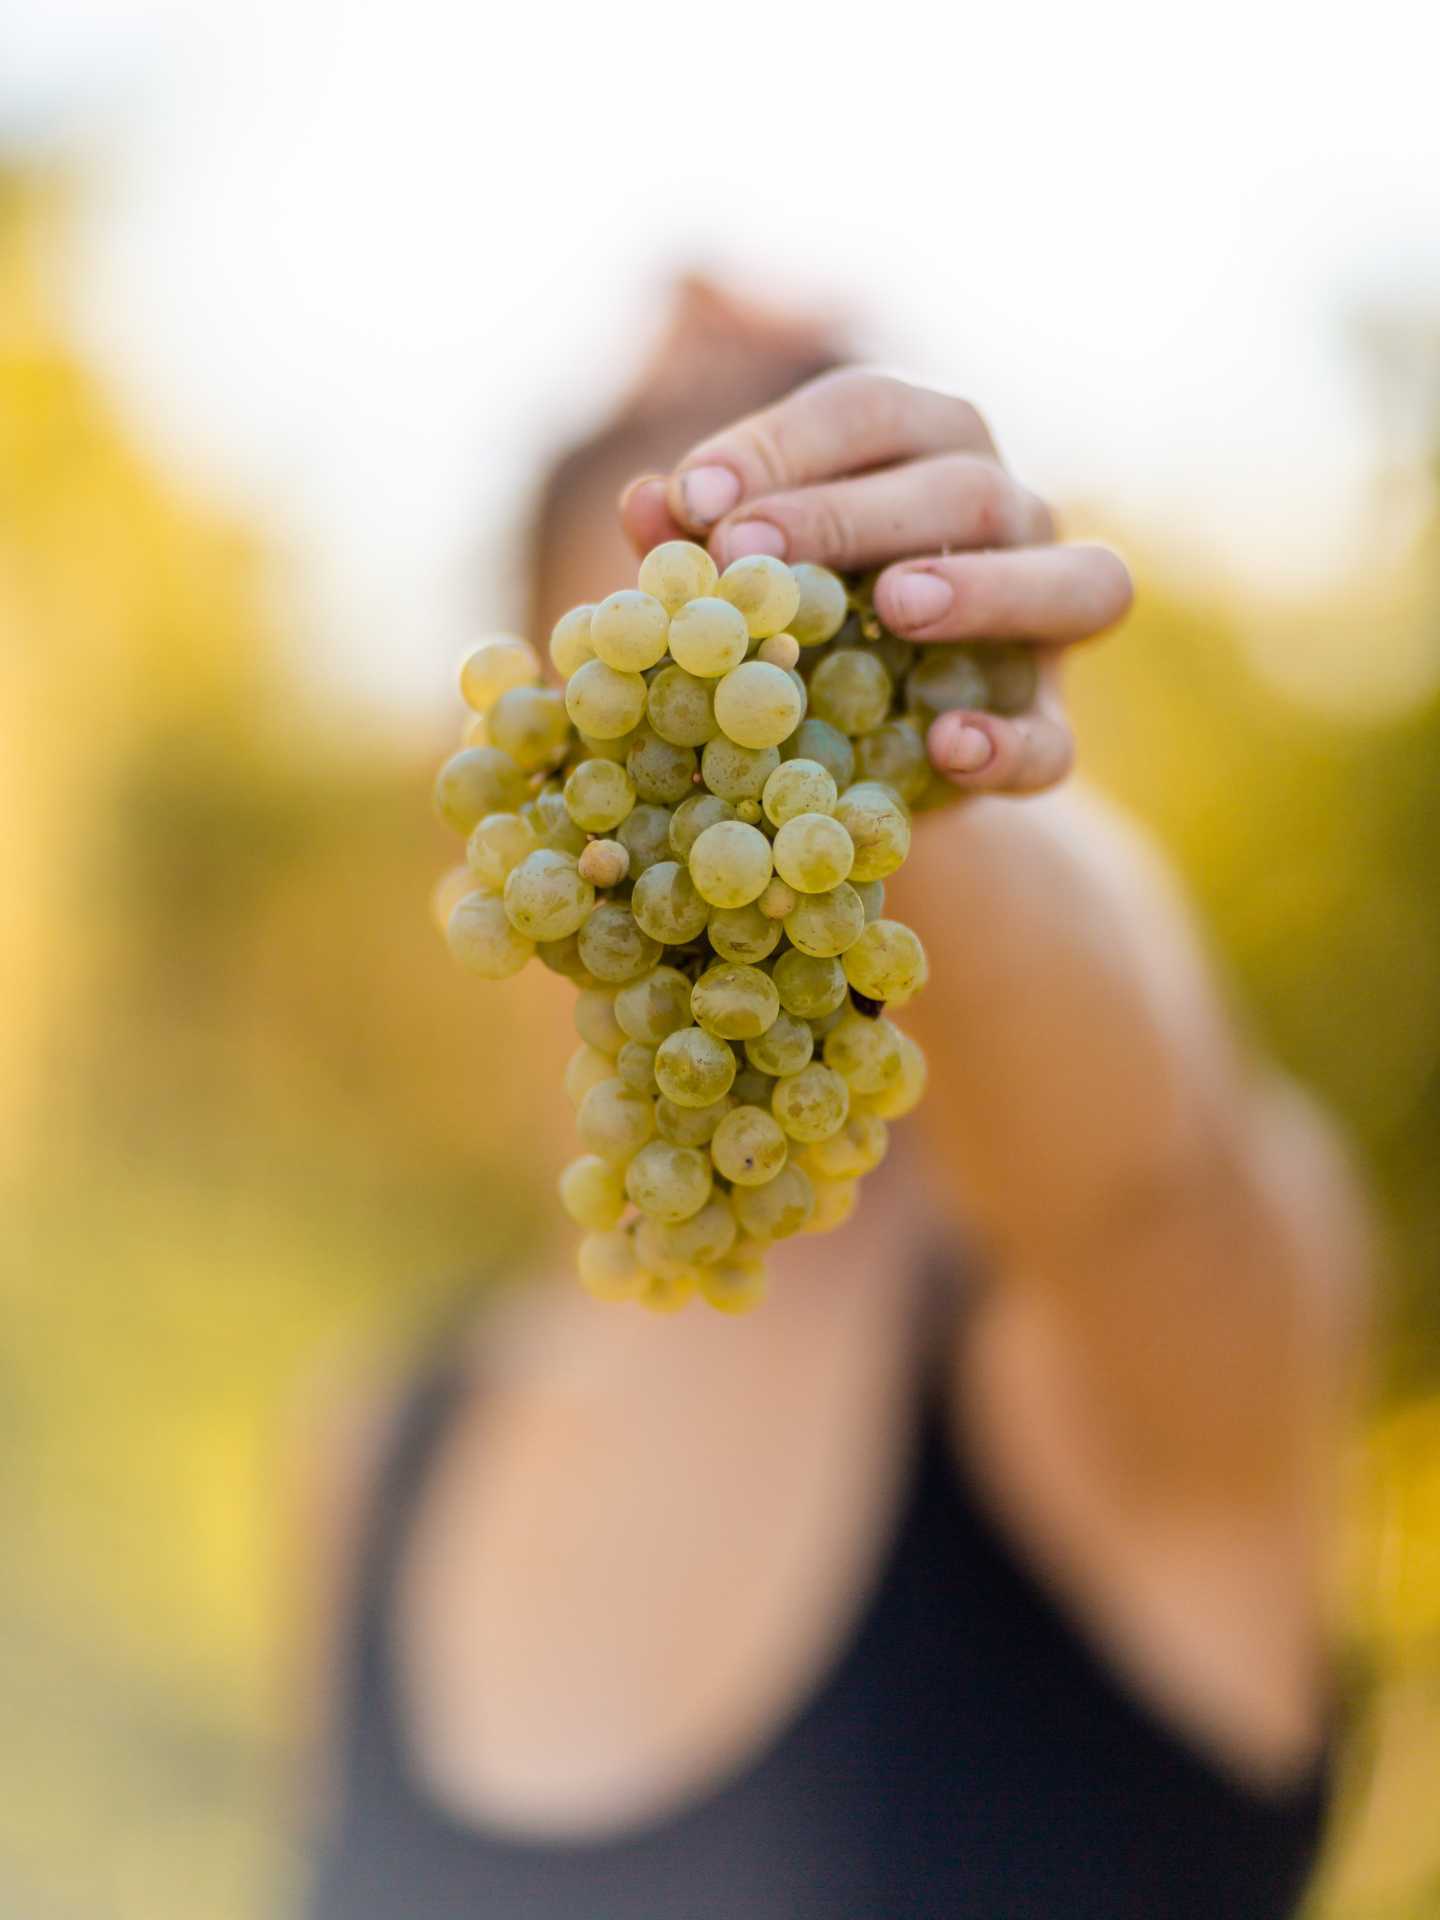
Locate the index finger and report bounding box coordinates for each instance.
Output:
[661,367,998,535]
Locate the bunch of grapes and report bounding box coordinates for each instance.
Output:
[432,543,1035,1315]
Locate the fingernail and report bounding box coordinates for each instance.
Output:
[619,472,665,513]
[889,571,953,628]
[678,464,741,527]
[942,722,994,774]
[717,519,787,564]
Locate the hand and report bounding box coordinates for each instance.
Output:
[619,368,1132,795]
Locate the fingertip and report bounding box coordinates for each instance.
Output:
[619,475,683,554]
[927,710,998,779]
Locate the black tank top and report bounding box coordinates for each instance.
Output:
[308,1317,1333,1920]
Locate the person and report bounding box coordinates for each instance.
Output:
[300,280,1370,1919]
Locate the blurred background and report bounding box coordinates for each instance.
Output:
[3,2,1440,1914]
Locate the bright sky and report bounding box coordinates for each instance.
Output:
[3,0,1439,710]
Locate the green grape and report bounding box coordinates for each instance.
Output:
[771,950,848,1019]
[853,719,931,804]
[863,1028,928,1119]
[654,1024,738,1107]
[762,757,838,826]
[713,661,805,750]
[502,848,594,941]
[615,803,674,878]
[487,685,571,772]
[574,985,625,1055]
[531,784,590,855]
[637,538,719,613]
[646,665,719,747]
[434,746,529,834]
[614,964,695,1044]
[757,633,801,670]
[626,728,699,805]
[688,820,774,909]
[783,882,866,957]
[642,1196,737,1269]
[565,1042,618,1107]
[590,588,671,671]
[549,604,595,677]
[577,726,639,765]
[711,1105,789,1186]
[577,1228,646,1302]
[788,563,849,646]
[707,902,781,965]
[717,553,801,638]
[757,877,797,920]
[466,811,538,889]
[446,890,534,978]
[823,1010,903,1093]
[771,812,855,893]
[801,1172,858,1234]
[744,1009,814,1077]
[432,864,481,936]
[981,644,1041,716]
[905,647,989,721]
[563,757,636,833]
[559,1154,626,1230]
[617,1040,659,1092]
[732,1164,815,1240]
[461,712,491,750]
[699,1259,768,1315]
[565,657,649,739]
[670,791,736,859]
[655,1092,734,1146]
[842,918,929,1003]
[735,798,764,825]
[535,930,595,983]
[781,718,855,791]
[701,737,781,803]
[730,1065,776,1108]
[577,839,629,889]
[834,783,911,882]
[771,1062,850,1142]
[460,635,541,711]
[625,1139,713,1222]
[853,878,886,922]
[577,901,663,982]
[668,595,751,677]
[638,1270,699,1313]
[630,860,711,944]
[804,1107,890,1178]
[576,1077,656,1166]
[855,627,917,684]
[807,648,892,735]
[690,962,780,1040]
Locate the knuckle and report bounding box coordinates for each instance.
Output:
[736,417,791,494]
[803,491,859,566]
[966,462,1019,547]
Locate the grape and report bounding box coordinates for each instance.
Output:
[577,1077,656,1166]
[638,539,718,612]
[744,1009,814,1077]
[690,963,780,1040]
[713,661,805,750]
[503,848,594,941]
[804,1108,890,1178]
[565,658,648,739]
[536,931,595,983]
[701,737,780,803]
[614,964,695,1044]
[655,1092,734,1146]
[708,903,781,966]
[647,665,719,747]
[631,860,711,944]
[574,986,625,1055]
[688,820,774,909]
[762,758,837,826]
[577,901,663,982]
[670,792,736,859]
[549,604,595,677]
[638,1271,699,1314]
[783,882,866,958]
[461,713,490,750]
[853,878,886,923]
[531,786,589,855]
[563,758,635,833]
[853,718,931,804]
[615,803,674,878]
[788,563,849,646]
[434,747,529,834]
[807,648,892,735]
[627,729,699,805]
[625,1140,713,1222]
[801,1173,858,1234]
[460,635,541,711]
[617,1040,659,1092]
[717,553,801,638]
[488,685,570,772]
[905,648,989,721]
[757,878,798,921]
[862,1028,928,1120]
[432,864,480,935]
[771,950,848,1019]
[834,783,911,882]
[577,1228,645,1302]
[842,919,929,1004]
[644,1196,738,1269]
[982,644,1040,716]
[447,890,534,978]
[711,1104,789,1185]
[668,596,750,677]
[699,1259,768,1315]
[654,1025,737,1107]
[565,1043,618,1107]
[732,1164,815,1240]
[781,719,854,791]
[772,812,855,893]
[577,839,629,888]
[590,589,671,672]
[771,1062,850,1142]
[559,1154,626,1230]
[577,726,639,765]
[730,1065,777,1108]
[822,1011,903,1094]
[467,811,538,889]
[757,633,801,670]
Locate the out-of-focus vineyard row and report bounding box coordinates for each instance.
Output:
[3,168,1439,1917]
